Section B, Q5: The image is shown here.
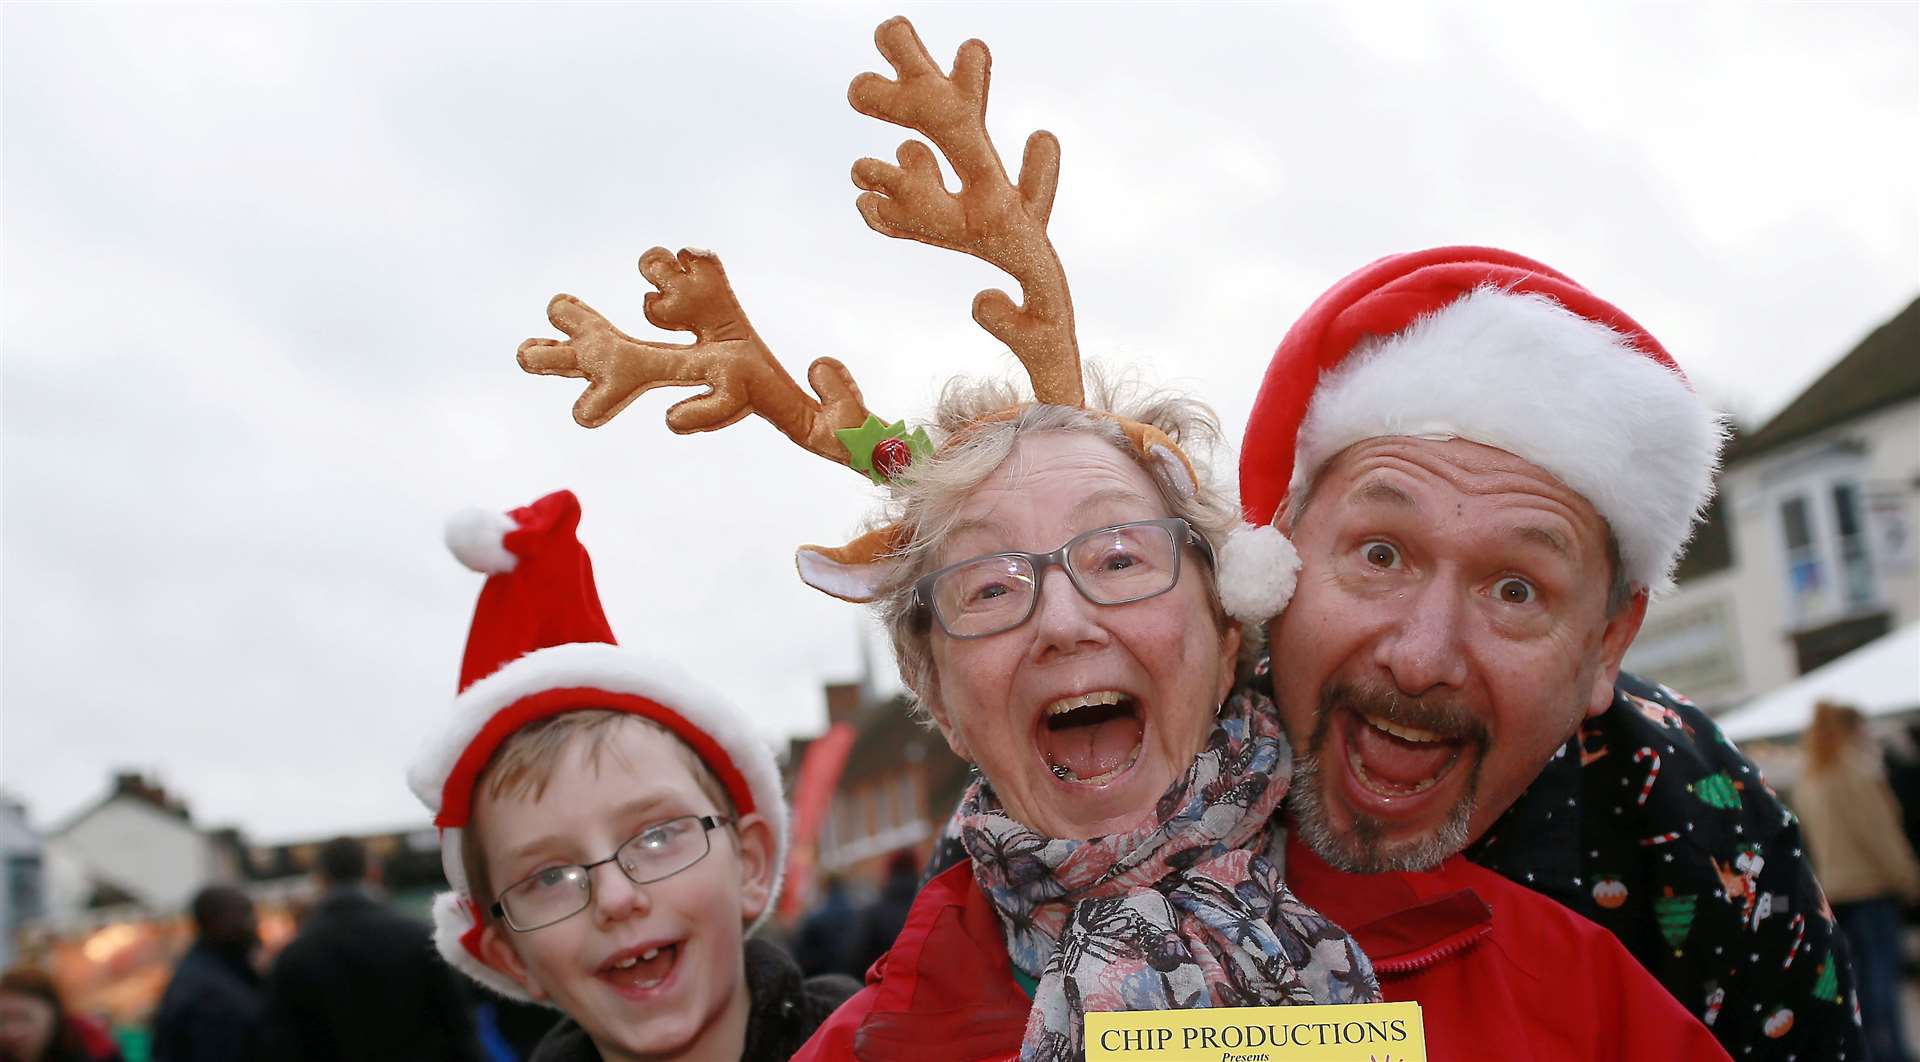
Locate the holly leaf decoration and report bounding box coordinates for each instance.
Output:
[836,415,933,484]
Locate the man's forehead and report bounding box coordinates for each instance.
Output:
[1314,437,1607,536]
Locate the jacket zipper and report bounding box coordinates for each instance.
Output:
[1370,923,1493,977]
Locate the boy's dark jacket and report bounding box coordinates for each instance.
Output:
[529,938,857,1062]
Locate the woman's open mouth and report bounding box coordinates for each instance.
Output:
[1037,690,1143,785]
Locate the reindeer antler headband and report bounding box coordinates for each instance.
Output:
[519,17,1294,620]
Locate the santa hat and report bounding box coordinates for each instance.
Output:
[408,489,788,1001]
[1239,246,1725,597]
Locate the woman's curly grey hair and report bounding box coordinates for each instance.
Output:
[872,366,1242,721]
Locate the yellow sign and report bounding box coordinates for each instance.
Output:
[1085,1002,1426,1062]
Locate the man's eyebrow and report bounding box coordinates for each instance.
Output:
[1509,524,1571,557]
[1345,478,1416,509]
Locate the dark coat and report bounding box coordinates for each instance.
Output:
[260,888,482,1062]
[530,938,857,1062]
[150,940,265,1062]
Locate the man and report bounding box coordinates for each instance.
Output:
[151,885,264,1062]
[1239,245,1860,1059]
[261,836,482,1061]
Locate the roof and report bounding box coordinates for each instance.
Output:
[1715,621,1920,742]
[1732,296,1920,461]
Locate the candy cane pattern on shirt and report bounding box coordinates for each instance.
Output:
[1783,913,1806,971]
[1634,747,1662,806]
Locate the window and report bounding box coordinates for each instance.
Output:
[1832,483,1874,606]
[1781,496,1823,617]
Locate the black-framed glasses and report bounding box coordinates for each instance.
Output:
[912,517,1215,640]
[490,815,730,932]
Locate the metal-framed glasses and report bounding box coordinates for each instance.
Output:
[913,517,1216,640]
[489,814,730,932]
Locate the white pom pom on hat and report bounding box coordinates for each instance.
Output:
[1216,523,1300,626]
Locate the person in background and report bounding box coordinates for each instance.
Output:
[0,966,121,1062]
[1796,700,1920,1062]
[150,885,263,1062]
[261,836,482,1061]
[793,877,861,981]
[847,853,916,978]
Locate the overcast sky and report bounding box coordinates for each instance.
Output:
[3,3,1915,842]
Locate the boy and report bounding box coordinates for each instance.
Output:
[409,490,857,1061]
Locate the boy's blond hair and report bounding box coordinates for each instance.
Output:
[461,709,738,919]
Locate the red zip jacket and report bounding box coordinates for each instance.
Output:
[796,847,1730,1061]
[1285,833,1730,1061]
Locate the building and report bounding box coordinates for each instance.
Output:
[40,772,246,929]
[0,796,43,968]
[784,680,970,908]
[1625,297,1920,711]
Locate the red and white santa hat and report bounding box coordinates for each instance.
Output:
[408,489,787,1001]
[1239,246,1725,598]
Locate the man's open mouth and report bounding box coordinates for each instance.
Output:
[599,941,678,992]
[1344,710,1463,798]
[1037,690,1142,785]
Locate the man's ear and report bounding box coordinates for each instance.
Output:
[1587,589,1649,717]
[478,922,547,1002]
[732,813,778,924]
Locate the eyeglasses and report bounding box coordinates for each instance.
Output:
[912,517,1215,640]
[490,815,730,932]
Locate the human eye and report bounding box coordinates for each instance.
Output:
[945,559,1030,609]
[1492,576,1537,605]
[519,864,579,895]
[635,818,693,851]
[1360,540,1401,569]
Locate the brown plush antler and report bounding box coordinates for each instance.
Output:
[849,16,1083,407]
[518,247,875,464]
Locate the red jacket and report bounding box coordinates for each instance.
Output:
[797,849,1729,1062]
[1285,834,1730,1061]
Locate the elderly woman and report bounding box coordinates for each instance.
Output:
[515,18,1368,1062]
[789,376,1376,1062]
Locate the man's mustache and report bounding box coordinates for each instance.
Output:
[1312,681,1491,751]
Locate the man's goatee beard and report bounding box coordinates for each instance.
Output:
[1286,681,1486,874]
[1288,748,1477,873]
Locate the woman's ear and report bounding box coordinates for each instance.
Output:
[478,923,547,1002]
[1215,621,1244,707]
[732,813,778,923]
[915,671,973,762]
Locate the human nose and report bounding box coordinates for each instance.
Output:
[1373,577,1470,695]
[588,859,650,925]
[1027,564,1108,659]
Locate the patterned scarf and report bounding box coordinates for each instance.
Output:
[957,688,1379,1062]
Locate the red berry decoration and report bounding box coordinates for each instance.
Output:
[872,436,913,479]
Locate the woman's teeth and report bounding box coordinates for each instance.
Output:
[1046,690,1126,716]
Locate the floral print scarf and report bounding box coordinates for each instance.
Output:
[957,688,1379,1062]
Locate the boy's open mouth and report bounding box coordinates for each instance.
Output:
[1037,690,1143,785]
[599,941,678,992]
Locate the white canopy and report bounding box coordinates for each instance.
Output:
[1715,621,1920,743]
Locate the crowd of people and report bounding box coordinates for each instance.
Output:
[4,14,1913,1062]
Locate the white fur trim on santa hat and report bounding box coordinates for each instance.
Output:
[431,890,545,1004]
[445,507,520,574]
[1217,523,1299,625]
[1290,286,1724,596]
[408,641,789,936]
